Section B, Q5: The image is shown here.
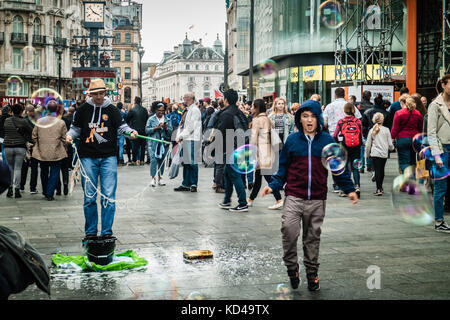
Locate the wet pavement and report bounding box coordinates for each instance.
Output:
[2,155,450,300]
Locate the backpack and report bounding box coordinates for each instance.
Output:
[233,110,250,148]
[341,117,361,148]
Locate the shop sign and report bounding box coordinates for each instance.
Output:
[303,66,322,82]
[290,67,299,83]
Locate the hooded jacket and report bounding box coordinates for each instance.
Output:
[269,100,355,200]
[67,97,134,158]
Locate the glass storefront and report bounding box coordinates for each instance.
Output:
[236,0,407,105]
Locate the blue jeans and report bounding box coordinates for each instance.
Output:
[40,160,61,197]
[80,156,117,236]
[149,143,168,177]
[181,140,199,187]
[433,145,450,221]
[223,164,247,206]
[396,137,416,174]
[0,144,7,165]
[117,135,124,162]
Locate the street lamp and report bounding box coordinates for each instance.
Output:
[138,46,145,98]
[56,45,63,95]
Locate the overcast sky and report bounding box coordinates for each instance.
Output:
[132,0,227,63]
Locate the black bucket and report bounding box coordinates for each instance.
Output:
[85,237,117,266]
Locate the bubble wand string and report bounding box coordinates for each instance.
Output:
[69,140,171,210]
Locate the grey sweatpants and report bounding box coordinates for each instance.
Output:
[281,195,326,275]
[4,147,26,189]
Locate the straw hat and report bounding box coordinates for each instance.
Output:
[87,78,107,94]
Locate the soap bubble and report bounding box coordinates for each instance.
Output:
[259,59,277,76]
[229,144,258,174]
[22,45,36,65]
[185,291,206,300]
[319,0,344,30]
[391,174,434,226]
[30,88,64,128]
[276,283,293,300]
[418,147,434,161]
[353,159,363,170]
[6,76,23,95]
[321,143,347,174]
[412,133,429,153]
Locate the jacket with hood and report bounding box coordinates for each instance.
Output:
[269,100,355,200]
[427,93,450,156]
[67,97,134,158]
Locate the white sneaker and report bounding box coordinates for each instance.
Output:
[268,201,283,210]
[158,178,166,186]
[150,178,156,187]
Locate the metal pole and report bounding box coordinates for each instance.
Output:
[224,22,229,90]
[58,52,62,95]
[249,0,254,101]
[139,53,143,97]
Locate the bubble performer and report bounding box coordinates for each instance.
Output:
[427,74,450,232]
[261,100,358,292]
[66,79,138,241]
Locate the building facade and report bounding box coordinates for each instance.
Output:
[153,35,225,103]
[111,0,142,105]
[230,0,407,106]
[141,63,157,108]
[0,0,83,103]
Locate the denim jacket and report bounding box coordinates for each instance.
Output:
[145,115,173,150]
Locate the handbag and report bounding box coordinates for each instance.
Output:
[11,117,33,144]
[416,159,429,179]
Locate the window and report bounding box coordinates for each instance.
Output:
[125,33,131,43]
[115,67,121,77]
[33,18,41,36]
[125,67,131,80]
[188,85,194,92]
[195,64,199,70]
[204,85,209,91]
[55,21,62,39]
[215,65,219,71]
[114,50,121,61]
[8,80,28,96]
[13,16,23,34]
[115,33,121,44]
[204,76,209,81]
[53,0,57,7]
[205,65,209,71]
[33,50,41,70]
[185,64,190,70]
[13,48,22,69]
[189,76,195,82]
[124,87,131,103]
[125,50,131,61]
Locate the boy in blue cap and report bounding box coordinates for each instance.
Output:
[262,99,358,291]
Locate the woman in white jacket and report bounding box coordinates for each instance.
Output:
[365,113,395,196]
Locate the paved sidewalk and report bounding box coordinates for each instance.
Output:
[1,156,449,300]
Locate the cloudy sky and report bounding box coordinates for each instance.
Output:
[132,0,227,63]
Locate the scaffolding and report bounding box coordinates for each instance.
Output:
[443,0,450,75]
[334,0,405,84]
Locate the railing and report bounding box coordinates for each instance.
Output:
[0,0,37,11]
[11,33,28,44]
[32,35,46,45]
[54,37,67,47]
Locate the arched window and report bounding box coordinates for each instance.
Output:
[55,21,62,39]
[203,85,209,91]
[124,87,131,103]
[13,16,23,34]
[188,85,194,92]
[33,18,41,36]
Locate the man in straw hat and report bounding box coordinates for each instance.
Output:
[66,79,138,241]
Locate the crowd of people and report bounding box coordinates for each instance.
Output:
[1,76,449,293]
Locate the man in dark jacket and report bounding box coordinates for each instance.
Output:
[262,99,358,292]
[126,97,148,165]
[216,89,249,212]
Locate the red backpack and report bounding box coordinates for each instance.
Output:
[341,117,361,148]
